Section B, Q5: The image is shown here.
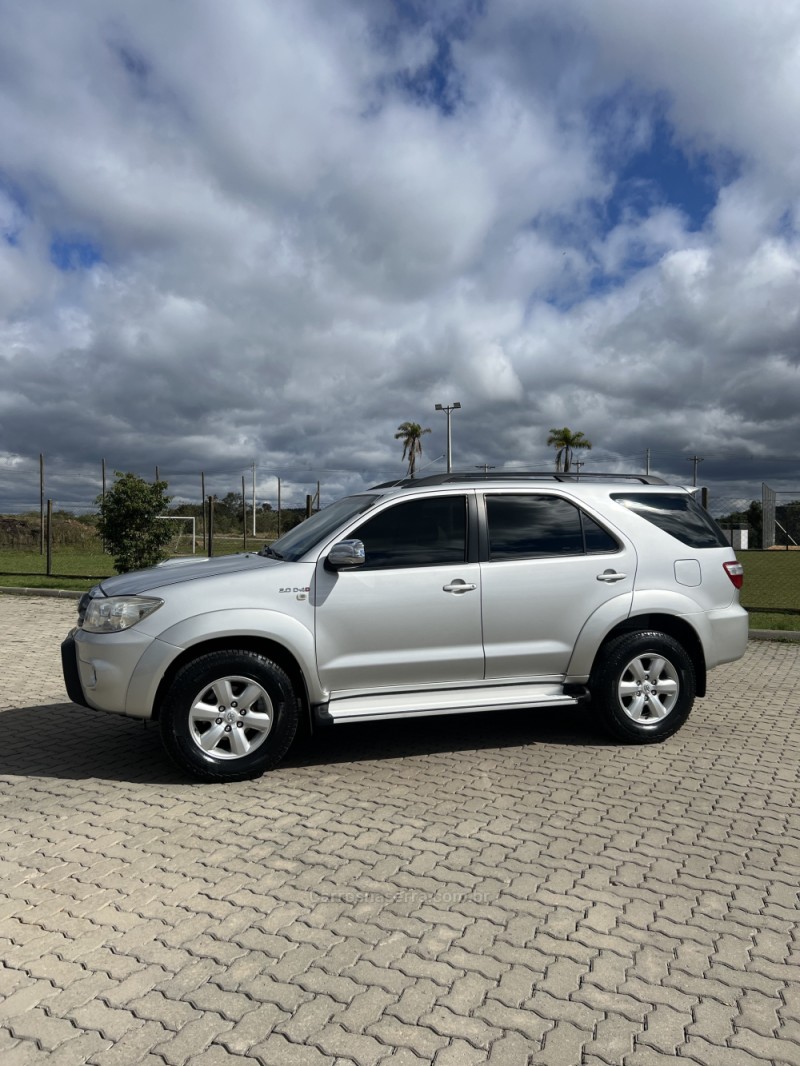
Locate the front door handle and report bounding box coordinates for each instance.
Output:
[596,570,627,583]
[443,580,477,594]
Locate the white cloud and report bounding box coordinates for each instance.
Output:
[0,0,799,512]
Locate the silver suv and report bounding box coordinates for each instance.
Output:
[61,472,748,781]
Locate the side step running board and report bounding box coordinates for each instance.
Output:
[323,684,585,724]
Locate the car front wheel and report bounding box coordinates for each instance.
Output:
[591,631,696,743]
[160,650,300,781]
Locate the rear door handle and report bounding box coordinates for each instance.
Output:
[443,580,477,594]
[596,570,627,583]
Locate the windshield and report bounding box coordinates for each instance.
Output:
[266,494,379,561]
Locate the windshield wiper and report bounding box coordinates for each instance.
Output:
[258,545,285,560]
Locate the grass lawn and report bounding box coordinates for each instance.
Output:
[0,548,112,581]
[737,550,800,611]
[745,612,800,631]
[0,540,252,592]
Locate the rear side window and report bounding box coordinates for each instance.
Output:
[486,495,619,560]
[613,493,728,548]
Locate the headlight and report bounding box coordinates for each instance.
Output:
[82,596,163,633]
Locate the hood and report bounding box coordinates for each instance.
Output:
[97,552,278,597]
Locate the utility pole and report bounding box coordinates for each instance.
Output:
[574,460,585,477]
[242,475,247,551]
[252,462,256,537]
[687,455,704,487]
[200,472,206,546]
[645,448,651,476]
[475,464,495,475]
[434,401,461,473]
[101,458,107,551]
[39,453,44,555]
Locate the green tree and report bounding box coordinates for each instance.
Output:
[547,427,592,472]
[96,471,173,573]
[395,421,432,478]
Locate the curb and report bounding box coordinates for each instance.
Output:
[0,586,82,600]
[747,628,800,642]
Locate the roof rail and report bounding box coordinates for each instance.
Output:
[369,471,666,489]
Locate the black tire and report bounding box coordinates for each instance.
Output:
[160,650,300,781]
[590,631,695,743]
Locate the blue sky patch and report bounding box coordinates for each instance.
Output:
[608,115,720,231]
[369,1,483,116]
[50,237,103,271]
[395,34,460,115]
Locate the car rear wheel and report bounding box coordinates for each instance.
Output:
[160,650,299,780]
[591,631,695,743]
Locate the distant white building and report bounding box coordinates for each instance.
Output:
[722,524,749,550]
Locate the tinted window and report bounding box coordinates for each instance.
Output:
[351,496,467,569]
[486,495,617,559]
[613,493,728,548]
[583,512,620,554]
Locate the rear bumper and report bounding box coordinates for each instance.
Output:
[705,605,749,668]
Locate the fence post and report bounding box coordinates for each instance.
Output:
[46,499,53,576]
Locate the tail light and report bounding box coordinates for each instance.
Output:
[723,561,744,589]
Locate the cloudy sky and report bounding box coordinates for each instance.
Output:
[1,0,799,513]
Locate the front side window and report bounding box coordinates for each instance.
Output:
[486,495,618,560]
[613,493,728,549]
[350,496,467,569]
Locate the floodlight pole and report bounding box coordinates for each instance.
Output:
[687,455,704,487]
[434,401,461,474]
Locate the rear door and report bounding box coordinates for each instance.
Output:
[479,492,637,678]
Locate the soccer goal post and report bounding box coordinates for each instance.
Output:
[158,515,197,555]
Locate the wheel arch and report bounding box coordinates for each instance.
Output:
[151,636,312,730]
[591,614,707,697]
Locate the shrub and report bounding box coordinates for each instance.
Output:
[96,472,173,573]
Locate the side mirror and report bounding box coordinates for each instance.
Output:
[326,539,366,570]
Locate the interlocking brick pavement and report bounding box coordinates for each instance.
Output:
[1,592,799,1064]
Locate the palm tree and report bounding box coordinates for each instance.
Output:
[395,421,432,479]
[547,427,592,473]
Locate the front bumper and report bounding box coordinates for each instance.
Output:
[61,625,163,716]
[61,631,89,708]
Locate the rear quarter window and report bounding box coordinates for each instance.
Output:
[612,493,729,549]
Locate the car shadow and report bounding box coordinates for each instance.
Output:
[0,700,614,784]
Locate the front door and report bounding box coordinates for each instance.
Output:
[314,494,483,693]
